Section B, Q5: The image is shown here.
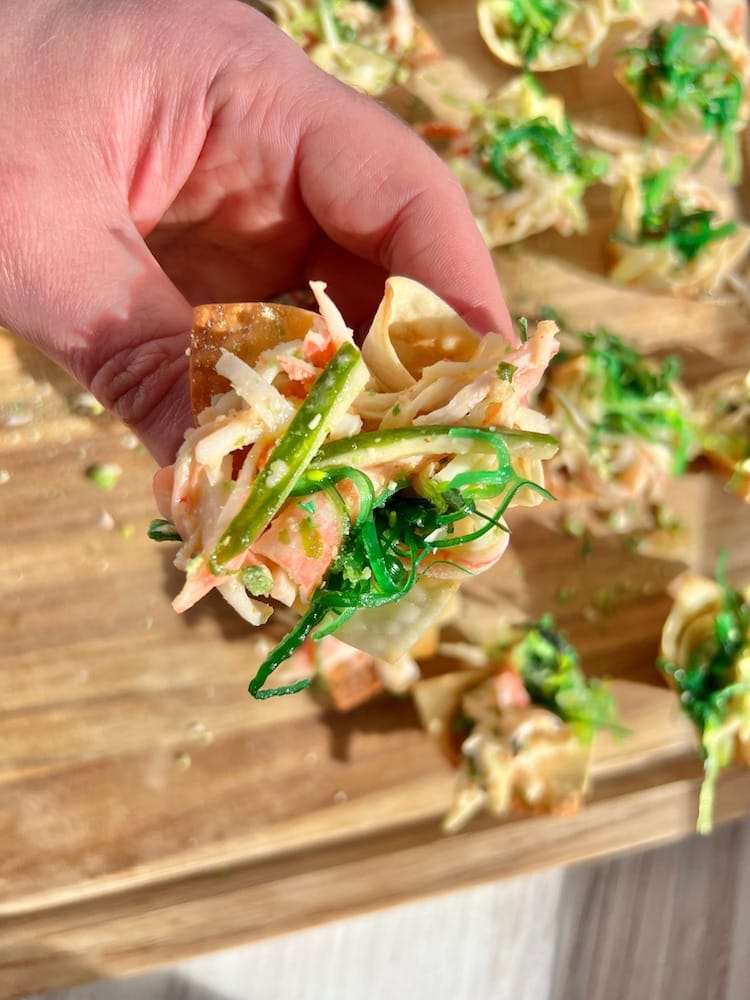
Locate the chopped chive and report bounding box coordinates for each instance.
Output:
[86,463,122,491]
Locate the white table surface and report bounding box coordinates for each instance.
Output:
[25,816,750,1000]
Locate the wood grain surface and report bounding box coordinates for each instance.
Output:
[2,1,750,997]
[25,818,750,1000]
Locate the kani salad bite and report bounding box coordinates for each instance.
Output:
[150,279,560,699]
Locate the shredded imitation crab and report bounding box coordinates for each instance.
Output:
[151,278,560,698]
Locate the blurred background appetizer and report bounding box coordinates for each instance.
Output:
[608,155,750,296]
[537,324,696,534]
[425,75,608,247]
[659,569,750,833]
[264,0,438,95]
[616,2,749,180]
[414,615,620,832]
[477,0,640,72]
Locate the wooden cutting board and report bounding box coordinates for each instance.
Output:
[2,1,750,996]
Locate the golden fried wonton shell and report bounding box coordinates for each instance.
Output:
[190,302,317,417]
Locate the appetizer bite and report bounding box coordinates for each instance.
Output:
[431,75,608,247]
[414,615,619,831]
[276,634,418,711]
[608,156,750,297]
[659,569,750,833]
[477,0,639,72]
[276,607,451,711]
[693,368,750,501]
[151,279,560,699]
[616,2,749,180]
[538,324,695,534]
[265,0,437,95]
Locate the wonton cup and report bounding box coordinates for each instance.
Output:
[162,277,558,696]
[414,667,592,832]
[693,368,750,502]
[477,0,640,72]
[608,155,750,297]
[660,573,750,831]
[443,75,606,248]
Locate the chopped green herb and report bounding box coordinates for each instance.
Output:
[392,403,401,416]
[612,161,738,264]
[299,499,317,515]
[502,0,573,64]
[241,564,274,597]
[148,518,182,542]
[560,326,696,477]
[249,425,554,698]
[518,317,529,343]
[479,106,608,192]
[497,361,518,382]
[497,614,623,742]
[618,22,745,179]
[556,585,576,604]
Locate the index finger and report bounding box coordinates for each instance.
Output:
[295,75,513,340]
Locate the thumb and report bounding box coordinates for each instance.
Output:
[1,220,194,467]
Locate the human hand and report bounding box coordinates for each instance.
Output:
[0,0,511,465]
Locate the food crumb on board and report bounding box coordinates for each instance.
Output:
[0,404,32,427]
[556,585,576,604]
[333,790,348,804]
[85,462,122,491]
[120,432,140,451]
[0,470,10,485]
[97,510,115,531]
[68,391,104,417]
[189,721,214,746]
[174,751,192,771]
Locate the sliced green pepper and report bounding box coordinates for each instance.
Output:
[210,341,369,571]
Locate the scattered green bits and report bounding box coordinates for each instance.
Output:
[85,462,122,491]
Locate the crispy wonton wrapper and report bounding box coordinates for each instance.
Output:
[413,667,592,831]
[693,368,750,502]
[661,573,750,765]
[477,0,641,72]
[190,302,317,416]
[608,155,750,297]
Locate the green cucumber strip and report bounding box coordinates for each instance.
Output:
[211,341,369,570]
[310,425,558,471]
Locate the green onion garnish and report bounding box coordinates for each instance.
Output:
[504,0,573,64]
[612,161,738,265]
[481,112,608,192]
[249,426,556,698]
[618,22,745,180]
[552,326,696,477]
[501,614,624,742]
[211,341,368,572]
